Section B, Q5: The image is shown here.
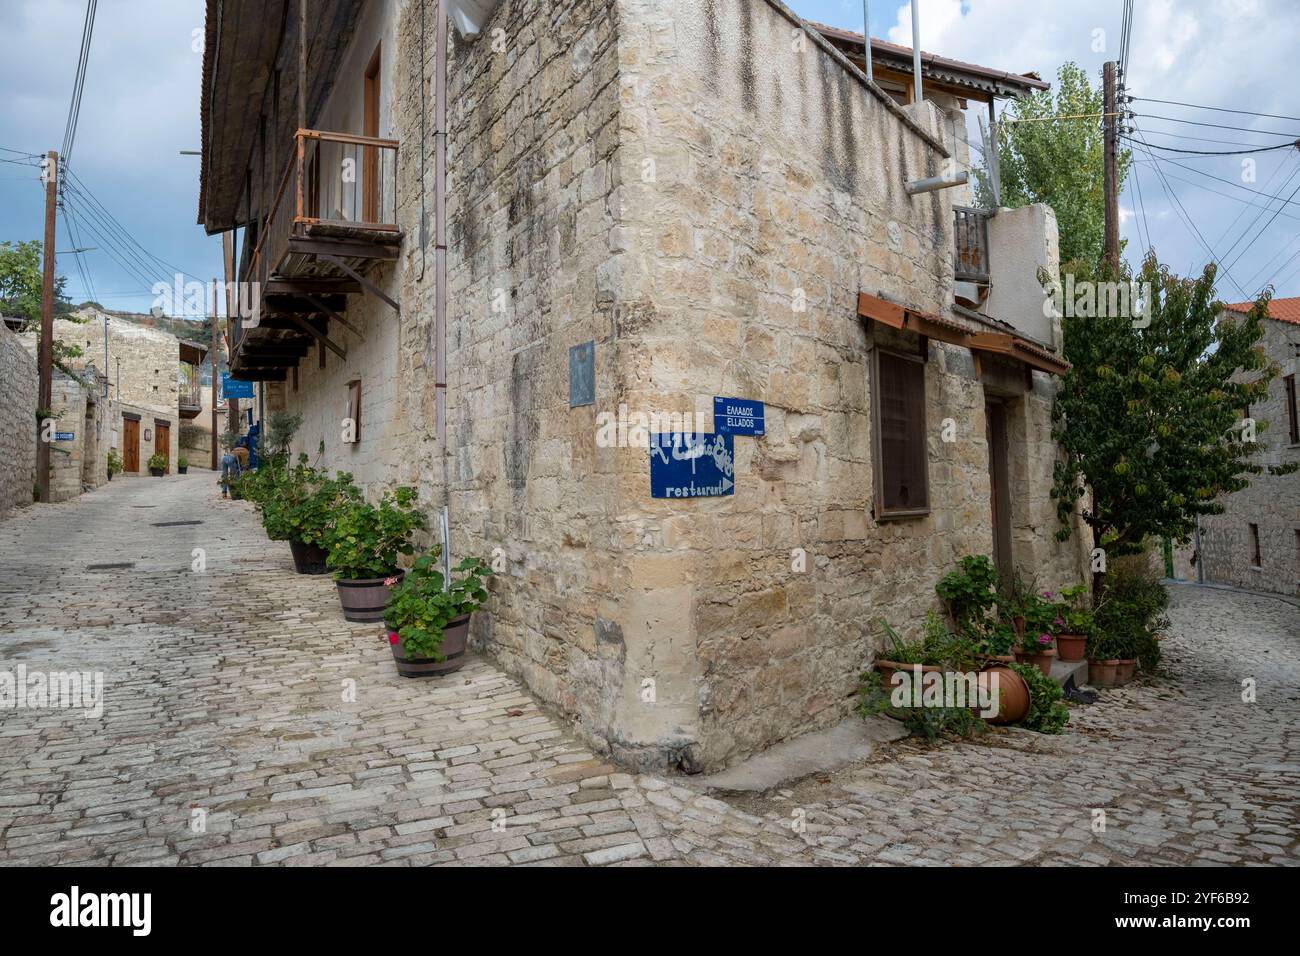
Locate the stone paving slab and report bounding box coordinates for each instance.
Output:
[0,474,1296,866]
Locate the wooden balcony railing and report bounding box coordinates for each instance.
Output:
[233,128,399,353]
[953,206,991,285]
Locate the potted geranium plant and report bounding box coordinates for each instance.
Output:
[384,552,493,677]
[147,453,167,477]
[1013,589,1057,676]
[263,460,358,575]
[1053,584,1091,662]
[106,450,122,481]
[324,485,426,622]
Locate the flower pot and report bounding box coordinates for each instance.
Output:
[1056,632,1087,662]
[873,659,943,688]
[179,466,188,474]
[149,467,165,477]
[288,538,330,575]
[107,472,114,482]
[1015,648,1056,677]
[335,571,404,623]
[1115,658,1138,685]
[1089,658,1121,688]
[980,665,1030,725]
[230,487,243,500]
[388,615,470,677]
[977,653,1016,666]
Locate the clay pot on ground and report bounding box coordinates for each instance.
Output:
[1056,632,1087,662]
[1115,659,1138,685]
[980,664,1031,725]
[1089,658,1121,688]
[288,539,330,575]
[335,571,404,623]
[387,615,470,677]
[873,660,943,688]
[1014,647,1056,677]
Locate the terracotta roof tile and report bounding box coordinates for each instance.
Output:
[1222,297,1300,325]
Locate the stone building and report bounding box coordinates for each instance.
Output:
[198,0,1088,771]
[24,309,207,478]
[1180,299,1300,597]
[0,323,38,516]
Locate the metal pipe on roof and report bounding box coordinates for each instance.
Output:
[862,1,872,83]
[911,1,922,104]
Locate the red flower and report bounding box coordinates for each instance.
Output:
[388,632,399,645]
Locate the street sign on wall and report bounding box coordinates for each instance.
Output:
[221,373,255,400]
[650,432,735,498]
[714,396,764,436]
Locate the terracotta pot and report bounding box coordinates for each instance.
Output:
[1089,658,1121,688]
[873,659,943,688]
[1015,647,1056,677]
[288,538,330,575]
[1115,658,1138,685]
[336,571,404,623]
[980,665,1031,725]
[977,653,1016,665]
[388,615,470,677]
[1056,632,1087,662]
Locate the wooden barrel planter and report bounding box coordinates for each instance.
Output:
[288,539,330,575]
[336,571,404,623]
[388,615,470,677]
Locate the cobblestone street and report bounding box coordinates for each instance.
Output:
[1,475,1297,866]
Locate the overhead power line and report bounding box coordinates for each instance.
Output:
[1135,112,1300,139]
[1128,138,1299,157]
[1130,96,1300,125]
[61,0,98,169]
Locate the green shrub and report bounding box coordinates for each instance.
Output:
[385,552,493,659]
[106,450,123,476]
[857,669,984,741]
[1091,557,1170,670]
[324,485,427,580]
[1008,662,1070,734]
[146,453,167,471]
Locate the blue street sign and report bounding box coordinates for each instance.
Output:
[221,373,255,399]
[714,396,765,436]
[54,431,75,442]
[650,432,735,499]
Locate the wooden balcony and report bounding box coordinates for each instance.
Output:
[953,206,991,309]
[229,128,402,380]
[178,341,207,418]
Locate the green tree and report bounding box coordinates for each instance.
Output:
[977,62,1131,268]
[1051,256,1294,573]
[0,240,86,371]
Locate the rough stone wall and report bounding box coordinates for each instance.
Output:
[319,0,1087,772]
[48,374,90,502]
[0,324,37,516]
[1192,318,1300,596]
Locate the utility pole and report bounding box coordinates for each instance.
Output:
[210,277,219,471]
[862,1,872,83]
[36,150,58,503]
[1103,60,1120,274]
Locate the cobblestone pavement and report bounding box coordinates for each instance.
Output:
[1,474,1297,866]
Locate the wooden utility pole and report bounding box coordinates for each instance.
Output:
[210,277,219,471]
[1103,60,1120,274]
[36,150,58,503]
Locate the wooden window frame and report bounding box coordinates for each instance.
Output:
[871,345,931,520]
[1249,523,1262,569]
[345,379,362,445]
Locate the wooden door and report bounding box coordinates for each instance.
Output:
[155,422,171,473]
[123,418,140,473]
[986,401,1013,585]
[363,44,381,223]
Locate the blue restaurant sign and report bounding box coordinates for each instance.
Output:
[650,432,735,499]
[221,372,255,400]
[714,396,765,436]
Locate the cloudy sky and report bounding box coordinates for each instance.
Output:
[1,0,1298,317]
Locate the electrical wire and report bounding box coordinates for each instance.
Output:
[1134,112,1300,139]
[61,0,98,169]
[1130,97,1300,125]
[1129,139,1296,157]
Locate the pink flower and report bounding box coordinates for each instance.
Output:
[388,632,399,645]
[384,576,398,587]
[1038,633,1052,646]
[1053,616,1065,627]
[1041,590,1055,599]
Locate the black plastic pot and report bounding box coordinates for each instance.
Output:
[288,538,330,575]
[149,467,165,477]
[179,466,188,474]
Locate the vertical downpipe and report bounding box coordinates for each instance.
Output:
[434,2,448,446]
[862,1,872,83]
[910,0,922,104]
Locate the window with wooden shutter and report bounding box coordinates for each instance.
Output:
[872,347,930,518]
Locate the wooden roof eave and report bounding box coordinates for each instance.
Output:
[858,292,1069,376]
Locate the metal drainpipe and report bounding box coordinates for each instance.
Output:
[911,0,922,104]
[435,1,448,447]
[862,1,872,83]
